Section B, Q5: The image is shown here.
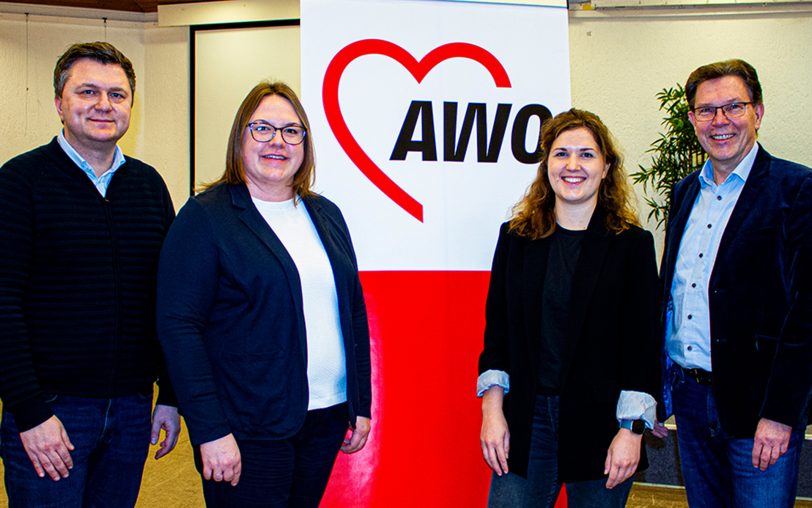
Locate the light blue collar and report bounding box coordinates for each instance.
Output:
[57,130,125,179]
[699,143,758,188]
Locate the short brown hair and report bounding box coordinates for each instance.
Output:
[54,41,136,100]
[205,81,316,199]
[685,59,762,109]
[509,108,638,239]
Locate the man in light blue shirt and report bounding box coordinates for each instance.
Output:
[666,142,755,373]
[660,59,812,508]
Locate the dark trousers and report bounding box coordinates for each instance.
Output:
[488,394,633,508]
[196,403,348,508]
[0,393,152,508]
[672,368,805,508]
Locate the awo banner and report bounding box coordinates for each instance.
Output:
[301,0,570,505]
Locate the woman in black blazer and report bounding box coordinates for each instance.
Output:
[478,109,662,507]
[157,82,371,508]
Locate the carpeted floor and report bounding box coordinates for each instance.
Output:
[132,419,204,507]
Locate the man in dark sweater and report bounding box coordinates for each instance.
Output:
[0,42,179,507]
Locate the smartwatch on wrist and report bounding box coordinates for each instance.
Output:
[620,419,646,435]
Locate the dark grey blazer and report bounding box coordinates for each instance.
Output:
[156,183,371,446]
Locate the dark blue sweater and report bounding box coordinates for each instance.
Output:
[0,138,177,431]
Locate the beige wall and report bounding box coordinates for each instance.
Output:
[0,11,188,208]
[142,25,190,207]
[569,6,812,242]
[2,4,812,238]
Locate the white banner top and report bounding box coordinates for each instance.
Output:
[302,0,571,271]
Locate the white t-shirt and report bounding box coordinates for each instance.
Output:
[252,196,347,410]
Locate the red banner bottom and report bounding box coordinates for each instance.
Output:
[321,271,567,507]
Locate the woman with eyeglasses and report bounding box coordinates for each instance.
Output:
[477,108,663,507]
[156,81,371,507]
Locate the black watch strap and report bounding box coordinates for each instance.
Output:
[620,419,646,435]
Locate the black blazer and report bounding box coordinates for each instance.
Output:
[479,210,660,481]
[660,145,812,436]
[156,183,371,446]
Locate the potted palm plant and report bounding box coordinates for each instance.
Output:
[631,84,706,229]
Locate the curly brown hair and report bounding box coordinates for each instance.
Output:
[509,108,639,239]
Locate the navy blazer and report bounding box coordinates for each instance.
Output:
[479,210,660,481]
[156,183,371,446]
[660,145,812,436]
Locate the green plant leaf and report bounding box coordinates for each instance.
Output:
[630,83,706,230]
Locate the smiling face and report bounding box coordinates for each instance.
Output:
[241,94,305,201]
[54,58,132,155]
[547,127,610,214]
[688,75,763,181]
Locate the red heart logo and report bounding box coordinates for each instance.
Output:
[322,39,512,222]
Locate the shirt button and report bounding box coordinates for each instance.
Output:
[691,283,697,288]
[699,253,704,258]
[687,314,693,320]
[717,196,722,201]
[707,224,712,229]
[687,345,693,351]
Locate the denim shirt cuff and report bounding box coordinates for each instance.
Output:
[616,390,657,429]
[477,369,510,397]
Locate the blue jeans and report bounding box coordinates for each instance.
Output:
[671,367,805,508]
[196,403,348,508]
[488,394,633,508]
[1,393,152,508]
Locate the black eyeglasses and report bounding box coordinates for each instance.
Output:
[246,122,307,145]
[691,102,752,122]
